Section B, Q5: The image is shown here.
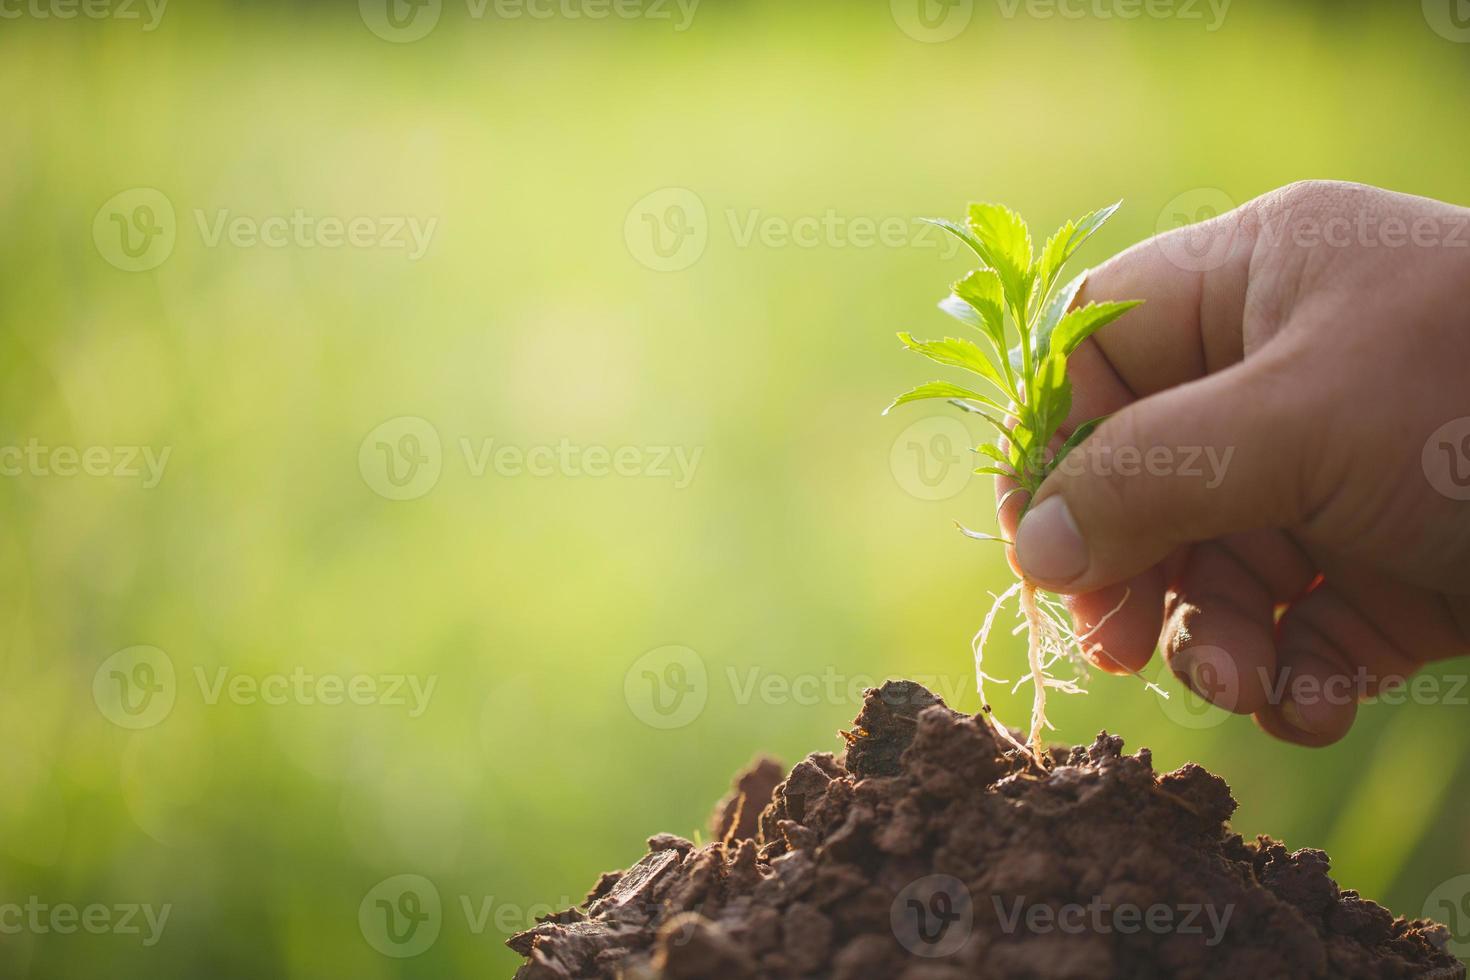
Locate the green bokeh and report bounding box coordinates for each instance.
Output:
[2,2,1469,976]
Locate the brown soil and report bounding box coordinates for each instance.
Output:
[509,681,1463,979]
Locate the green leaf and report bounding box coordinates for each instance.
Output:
[965,203,1034,319]
[1032,270,1088,363]
[976,443,1013,469]
[1050,415,1107,474]
[884,383,1010,439]
[937,294,983,331]
[948,397,1013,419]
[1003,418,1041,484]
[950,269,1008,355]
[1035,202,1120,303]
[885,380,986,414]
[1035,223,1077,300]
[920,218,988,263]
[1072,201,1122,248]
[896,332,1008,396]
[1049,301,1141,358]
[1029,352,1072,451]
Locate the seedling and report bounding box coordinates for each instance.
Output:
[885,201,1154,760]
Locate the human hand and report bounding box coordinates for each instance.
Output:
[998,180,1470,745]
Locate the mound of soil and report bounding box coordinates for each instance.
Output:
[509,681,1462,979]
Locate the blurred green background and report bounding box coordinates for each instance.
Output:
[2,0,1470,976]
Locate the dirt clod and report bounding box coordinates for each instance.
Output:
[510,681,1462,979]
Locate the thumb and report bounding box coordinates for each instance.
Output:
[1014,351,1315,594]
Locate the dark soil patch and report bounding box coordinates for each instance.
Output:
[510,681,1462,979]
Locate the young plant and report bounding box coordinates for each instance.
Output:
[885,201,1150,760]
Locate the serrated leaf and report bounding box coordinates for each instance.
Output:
[951,269,1008,355]
[1049,301,1141,358]
[896,332,1007,396]
[1035,202,1120,303]
[966,203,1034,319]
[976,443,1012,468]
[1035,221,1078,299]
[1072,201,1121,246]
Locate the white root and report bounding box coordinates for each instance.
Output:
[974,581,1027,755]
[1019,583,1050,756]
[973,581,1166,765]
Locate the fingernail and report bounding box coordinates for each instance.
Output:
[1280,697,1316,734]
[1015,496,1089,586]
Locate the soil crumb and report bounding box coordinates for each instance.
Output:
[510,680,1462,979]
